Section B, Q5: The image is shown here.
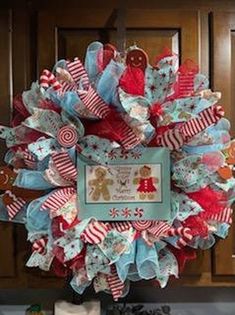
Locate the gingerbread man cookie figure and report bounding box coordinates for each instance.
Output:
[133,165,158,200]
[88,167,113,201]
[126,46,148,72]
[0,166,44,215]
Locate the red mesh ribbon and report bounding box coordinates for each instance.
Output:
[182,216,209,238]
[187,187,226,215]
[170,246,196,273]
[155,47,174,66]
[97,43,117,72]
[119,65,145,96]
[12,95,30,127]
[84,108,141,149]
[109,222,132,233]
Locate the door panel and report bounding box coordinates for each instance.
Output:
[38,9,116,71]
[125,10,199,64]
[113,29,179,65]
[0,10,15,278]
[37,8,202,277]
[38,9,199,70]
[211,12,235,276]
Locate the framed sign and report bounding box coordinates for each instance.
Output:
[77,148,171,221]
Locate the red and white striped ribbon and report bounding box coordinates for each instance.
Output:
[167,227,193,247]
[77,85,110,119]
[5,191,26,220]
[58,58,90,94]
[180,105,224,140]
[32,237,48,255]
[156,128,184,150]
[52,151,77,182]
[202,207,233,224]
[61,81,77,93]
[156,105,224,150]
[109,221,133,233]
[22,148,37,169]
[147,221,171,238]
[66,58,90,88]
[39,69,61,91]
[41,187,75,213]
[107,265,124,301]
[113,114,141,150]
[80,221,109,244]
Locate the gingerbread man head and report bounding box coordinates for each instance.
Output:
[0,166,17,190]
[139,165,152,178]
[227,140,235,164]
[126,47,148,72]
[94,167,107,180]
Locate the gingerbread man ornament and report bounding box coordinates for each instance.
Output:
[88,167,113,201]
[126,46,148,72]
[0,166,44,214]
[217,140,235,180]
[133,165,158,200]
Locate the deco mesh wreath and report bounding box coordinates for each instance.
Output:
[0,41,234,300]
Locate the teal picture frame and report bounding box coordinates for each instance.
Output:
[77,148,171,221]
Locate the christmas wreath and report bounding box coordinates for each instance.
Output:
[0,41,234,300]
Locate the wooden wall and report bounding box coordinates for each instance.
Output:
[0,0,235,290]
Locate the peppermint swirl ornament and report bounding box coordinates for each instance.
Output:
[132,220,152,231]
[57,125,78,147]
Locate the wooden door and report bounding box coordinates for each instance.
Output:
[0,10,16,279]
[211,12,235,276]
[37,8,203,278]
[38,9,200,70]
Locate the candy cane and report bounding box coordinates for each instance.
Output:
[32,237,48,255]
[39,69,61,91]
[167,227,193,248]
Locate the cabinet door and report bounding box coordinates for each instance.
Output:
[0,10,15,279]
[38,8,117,71]
[37,8,202,277]
[38,9,200,70]
[211,12,235,276]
